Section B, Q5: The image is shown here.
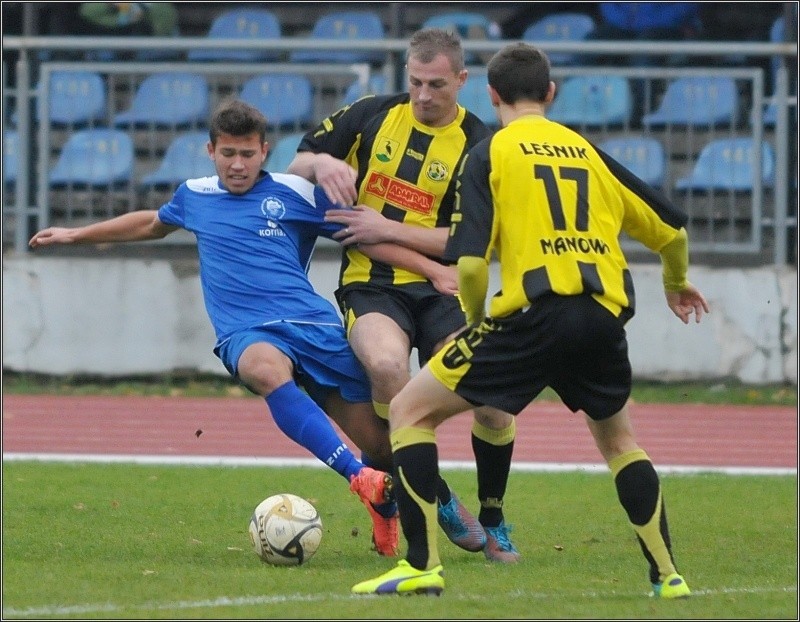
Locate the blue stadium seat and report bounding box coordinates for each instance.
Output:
[522,13,596,66]
[641,76,739,127]
[267,132,306,173]
[547,75,632,126]
[290,10,386,65]
[38,70,107,126]
[598,137,667,187]
[340,74,387,106]
[457,73,498,128]
[141,132,216,187]
[4,130,19,187]
[239,74,314,129]
[187,8,282,62]
[422,11,501,64]
[49,129,134,187]
[674,138,775,192]
[112,73,210,128]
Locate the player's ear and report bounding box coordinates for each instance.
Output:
[545,81,556,104]
[487,84,501,108]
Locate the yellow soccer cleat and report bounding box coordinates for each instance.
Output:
[351,559,444,596]
[652,573,691,599]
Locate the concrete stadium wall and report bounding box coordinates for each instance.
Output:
[2,254,797,385]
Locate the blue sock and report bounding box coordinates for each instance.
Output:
[266,381,363,482]
[361,452,398,518]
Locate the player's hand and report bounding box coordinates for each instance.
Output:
[313,154,358,207]
[29,227,75,248]
[428,263,459,296]
[327,205,394,245]
[665,282,709,324]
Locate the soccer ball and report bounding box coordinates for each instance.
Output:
[248,493,323,566]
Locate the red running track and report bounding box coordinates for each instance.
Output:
[2,395,796,470]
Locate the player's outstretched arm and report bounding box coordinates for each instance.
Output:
[658,227,710,324]
[29,210,176,248]
[288,152,358,208]
[358,243,458,295]
[327,205,450,258]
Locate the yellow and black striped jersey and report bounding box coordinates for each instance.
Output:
[298,93,492,287]
[447,114,688,322]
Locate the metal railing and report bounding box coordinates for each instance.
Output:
[3,35,797,264]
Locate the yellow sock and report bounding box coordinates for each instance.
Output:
[471,417,516,445]
[391,427,440,569]
[372,401,389,422]
[610,449,677,581]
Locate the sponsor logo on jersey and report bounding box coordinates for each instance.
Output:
[364,171,434,215]
[426,160,448,182]
[375,137,399,162]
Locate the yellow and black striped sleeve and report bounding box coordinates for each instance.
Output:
[445,137,495,264]
[297,94,408,161]
[592,144,688,252]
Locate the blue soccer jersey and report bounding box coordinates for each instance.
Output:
[158,172,344,342]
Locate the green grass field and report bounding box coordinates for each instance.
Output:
[2,464,796,619]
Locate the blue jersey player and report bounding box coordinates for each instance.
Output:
[28,99,454,557]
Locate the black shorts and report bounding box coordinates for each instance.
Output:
[336,282,466,365]
[428,293,632,420]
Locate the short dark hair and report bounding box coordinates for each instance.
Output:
[407,27,465,73]
[208,99,267,144]
[487,42,551,105]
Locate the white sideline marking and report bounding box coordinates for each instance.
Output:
[3,585,797,618]
[1,452,796,476]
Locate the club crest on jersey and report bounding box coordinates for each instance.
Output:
[375,137,399,162]
[259,196,287,237]
[261,196,286,220]
[426,160,448,182]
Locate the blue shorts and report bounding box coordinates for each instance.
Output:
[214,321,372,404]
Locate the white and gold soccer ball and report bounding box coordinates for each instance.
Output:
[248,493,323,566]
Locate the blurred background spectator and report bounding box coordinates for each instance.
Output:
[501,4,599,39]
[586,2,702,66]
[41,2,178,61]
[78,3,178,37]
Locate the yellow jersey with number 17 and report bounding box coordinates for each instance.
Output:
[447,114,688,323]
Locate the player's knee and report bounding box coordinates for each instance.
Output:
[473,406,514,429]
[363,353,409,394]
[240,362,294,397]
